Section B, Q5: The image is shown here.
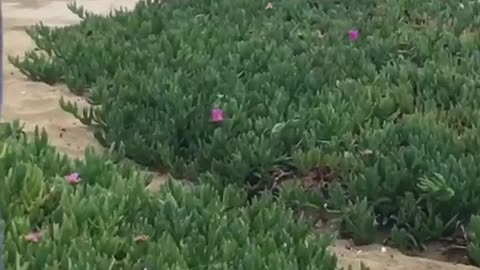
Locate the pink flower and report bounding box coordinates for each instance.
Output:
[211,108,224,123]
[265,2,273,9]
[24,232,41,243]
[65,172,81,185]
[348,29,359,41]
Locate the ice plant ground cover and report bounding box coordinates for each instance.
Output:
[10,0,480,265]
[0,122,338,269]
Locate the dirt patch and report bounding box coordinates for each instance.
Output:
[331,240,477,270]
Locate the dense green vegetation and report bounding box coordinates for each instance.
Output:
[9,0,480,266]
[0,122,338,269]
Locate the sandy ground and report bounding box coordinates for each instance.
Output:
[1,0,479,269]
[2,0,128,157]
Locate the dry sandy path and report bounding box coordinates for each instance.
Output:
[1,1,478,269]
[2,0,134,157]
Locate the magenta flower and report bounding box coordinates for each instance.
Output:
[348,29,359,41]
[24,231,42,243]
[211,108,224,123]
[65,172,81,185]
